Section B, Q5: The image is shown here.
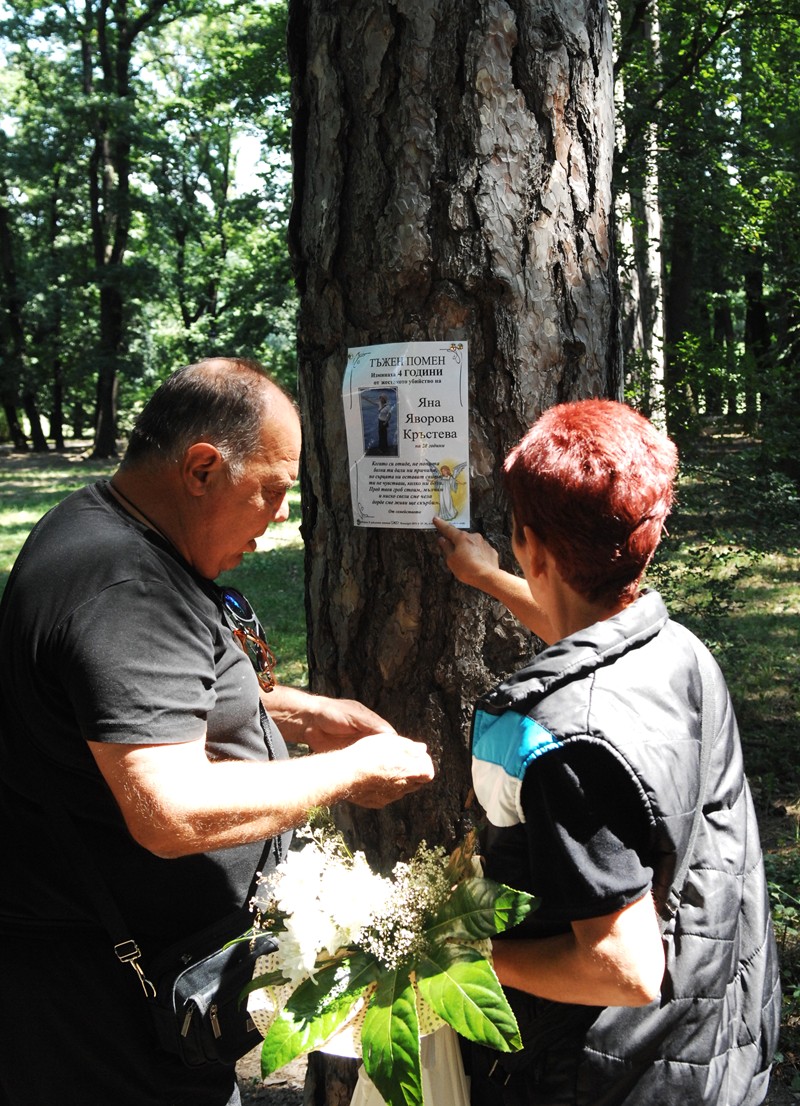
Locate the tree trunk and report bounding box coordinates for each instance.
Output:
[614,1,666,425]
[21,390,49,452]
[72,400,87,440]
[50,354,66,451]
[742,250,769,430]
[92,283,124,457]
[289,0,619,1096]
[663,200,695,436]
[1,401,27,451]
[46,172,66,450]
[709,298,734,418]
[738,28,769,433]
[0,183,29,451]
[86,1,171,458]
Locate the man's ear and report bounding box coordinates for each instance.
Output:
[182,442,225,496]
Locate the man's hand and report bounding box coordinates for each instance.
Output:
[339,732,435,808]
[265,685,396,751]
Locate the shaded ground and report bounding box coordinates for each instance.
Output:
[235,1051,799,1104]
[237,1051,306,1105]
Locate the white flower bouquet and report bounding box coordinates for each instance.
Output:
[242,815,537,1106]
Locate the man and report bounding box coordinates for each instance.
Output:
[434,399,779,1105]
[0,357,434,1105]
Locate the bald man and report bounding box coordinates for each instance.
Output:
[0,357,434,1105]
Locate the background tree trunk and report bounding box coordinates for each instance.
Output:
[87,1,171,459]
[663,197,695,435]
[289,0,619,1095]
[614,0,666,426]
[0,186,29,452]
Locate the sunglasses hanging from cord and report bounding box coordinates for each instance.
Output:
[220,587,277,692]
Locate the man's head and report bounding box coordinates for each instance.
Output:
[120,357,301,579]
[503,399,678,606]
[123,357,289,480]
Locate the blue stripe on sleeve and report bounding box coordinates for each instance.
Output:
[472,709,560,827]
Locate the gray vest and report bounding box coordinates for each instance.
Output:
[472,591,780,1105]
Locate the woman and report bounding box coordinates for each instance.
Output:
[434,399,779,1106]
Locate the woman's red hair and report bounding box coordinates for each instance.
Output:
[503,400,678,605]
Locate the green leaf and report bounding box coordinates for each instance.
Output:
[286,952,377,1020]
[260,954,378,1076]
[240,966,291,998]
[415,942,522,1052]
[361,969,422,1106]
[424,877,537,944]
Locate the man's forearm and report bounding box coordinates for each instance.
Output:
[89,731,433,858]
[263,684,396,750]
[131,745,393,857]
[263,684,326,742]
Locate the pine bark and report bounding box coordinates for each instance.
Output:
[289,0,619,1091]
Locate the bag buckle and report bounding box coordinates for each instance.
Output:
[114,939,156,998]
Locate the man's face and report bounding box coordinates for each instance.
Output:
[195,405,302,580]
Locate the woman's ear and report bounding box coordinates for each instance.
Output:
[181,442,225,496]
[522,525,548,578]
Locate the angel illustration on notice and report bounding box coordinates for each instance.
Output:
[426,459,467,521]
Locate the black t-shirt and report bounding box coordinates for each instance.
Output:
[483,741,654,937]
[0,481,286,949]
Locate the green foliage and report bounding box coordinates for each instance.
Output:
[616,0,800,457]
[260,955,378,1075]
[423,878,538,946]
[357,874,533,1106]
[759,320,800,486]
[361,971,422,1106]
[0,0,295,449]
[766,846,800,1089]
[623,351,667,425]
[415,944,522,1053]
[253,826,536,1106]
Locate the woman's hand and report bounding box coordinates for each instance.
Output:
[433,516,554,642]
[433,516,501,590]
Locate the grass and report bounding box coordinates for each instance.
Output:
[2,427,800,1090]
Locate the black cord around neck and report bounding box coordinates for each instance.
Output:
[109,480,170,544]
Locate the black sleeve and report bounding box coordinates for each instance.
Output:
[63,579,216,745]
[520,741,654,924]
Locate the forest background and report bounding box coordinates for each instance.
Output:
[1,0,799,1096]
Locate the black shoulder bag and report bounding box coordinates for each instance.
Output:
[31,779,280,1067]
[4,704,284,1069]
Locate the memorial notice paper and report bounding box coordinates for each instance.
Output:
[342,341,470,530]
